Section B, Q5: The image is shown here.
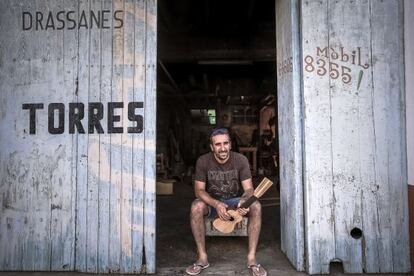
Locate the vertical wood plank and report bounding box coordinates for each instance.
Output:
[67,1,80,271]
[0,2,29,270]
[109,0,124,272]
[98,0,113,272]
[371,0,410,272]
[348,1,380,272]
[328,1,371,273]
[120,0,134,272]
[395,1,409,270]
[144,0,157,273]
[301,0,335,274]
[32,0,54,269]
[69,1,81,271]
[132,0,146,271]
[275,0,304,271]
[50,0,78,270]
[85,0,102,272]
[26,0,55,270]
[0,2,31,269]
[75,0,90,271]
[370,1,394,272]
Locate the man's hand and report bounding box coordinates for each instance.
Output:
[237,199,249,216]
[215,201,231,220]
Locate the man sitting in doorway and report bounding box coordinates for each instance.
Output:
[186,128,267,276]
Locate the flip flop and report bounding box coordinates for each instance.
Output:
[185,262,210,275]
[247,264,267,276]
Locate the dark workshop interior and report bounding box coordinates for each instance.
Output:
[155,0,283,273]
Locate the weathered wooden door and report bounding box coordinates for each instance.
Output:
[301,0,410,274]
[276,0,305,271]
[277,0,410,274]
[0,0,156,273]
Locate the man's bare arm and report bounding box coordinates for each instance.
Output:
[240,178,254,201]
[238,178,254,215]
[194,180,218,207]
[194,180,231,220]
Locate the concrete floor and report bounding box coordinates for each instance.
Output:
[0,176,411,276]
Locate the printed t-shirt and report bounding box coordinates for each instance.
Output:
[194,151,252,201]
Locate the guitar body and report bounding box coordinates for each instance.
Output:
[212,210,243,233]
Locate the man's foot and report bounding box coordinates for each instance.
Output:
[247,264,267,276]
[185,262,210,275]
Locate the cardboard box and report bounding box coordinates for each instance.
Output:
[156,180,174,195]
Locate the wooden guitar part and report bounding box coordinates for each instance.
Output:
[212,210,242,234]
[253,177,273,198]
[212,177,273,233]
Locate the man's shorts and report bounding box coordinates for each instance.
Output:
[207,197,240,218]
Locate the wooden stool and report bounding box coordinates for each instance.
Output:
[205,217,248,236]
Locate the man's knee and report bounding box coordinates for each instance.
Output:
[249,201,261,216]
[191,199,208,216]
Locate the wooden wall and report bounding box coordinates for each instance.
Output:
[404,0,414,271]
[0,0,157,273]
[405,0,414,186]
[301,0,409,273]
[276,0,304,271]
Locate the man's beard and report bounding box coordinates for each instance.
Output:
[217,150,229,159]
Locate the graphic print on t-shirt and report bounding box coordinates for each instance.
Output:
[207,169,239,200]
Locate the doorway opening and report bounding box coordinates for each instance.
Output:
[155,0,284,273]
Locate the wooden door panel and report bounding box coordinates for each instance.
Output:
[0,0,157,273]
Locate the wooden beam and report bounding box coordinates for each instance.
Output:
[159,48,275,63]
[158,60,179,91]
